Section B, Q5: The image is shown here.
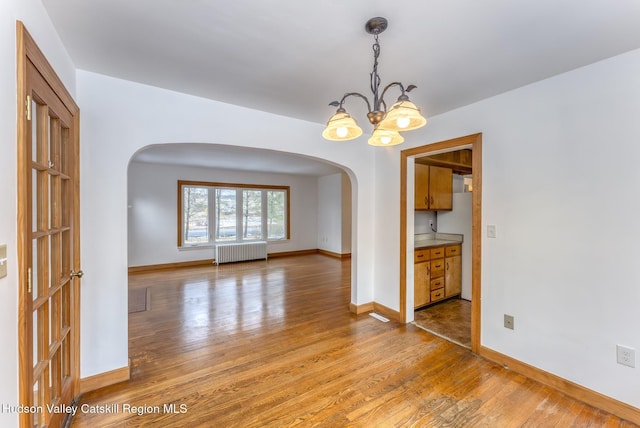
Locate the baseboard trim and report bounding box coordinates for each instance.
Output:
[129,259,214,274]
[80,363,130,395]
[318,249,352,259]
[349,302,374,314]
[479,346,640,425]
[128,249,348,273]
[373,302,401,322]
[268,249,319,258]
[348,302,401,323]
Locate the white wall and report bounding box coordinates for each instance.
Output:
[317,173,344,254]
[373,49,640,407]
[128,161,320,266]
[78,70,377,378]
[0,1,76,425]
[341,173,352,254]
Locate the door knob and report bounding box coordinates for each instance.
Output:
[70,270,84,279]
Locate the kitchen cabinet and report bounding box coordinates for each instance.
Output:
[445,245,462,297]
[429,247,446,303]
[414,260,431,308]
[414,164,453,211]
[414,243,461,309]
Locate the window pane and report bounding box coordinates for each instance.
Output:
[243,190,262,240]
[216,189,236,241]
[267,190,286,240]
[183,186,209,244]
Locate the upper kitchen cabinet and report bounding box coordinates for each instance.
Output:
[415,164,452,211]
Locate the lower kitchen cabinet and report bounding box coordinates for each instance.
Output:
[414,261,431,308]
[414,244,462,309]
[445,258,461,297]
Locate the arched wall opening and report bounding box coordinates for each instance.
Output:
[126,142,356,295]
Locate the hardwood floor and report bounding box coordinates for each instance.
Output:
[71,255,636,427]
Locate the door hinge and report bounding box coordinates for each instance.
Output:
[27,267,32,293]
[26,95,32,121]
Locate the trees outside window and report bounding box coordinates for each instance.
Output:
[179,181,289,247]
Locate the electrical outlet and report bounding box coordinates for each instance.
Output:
[504,314,514,330]
[487,225,497,238]
[617,345,635,368]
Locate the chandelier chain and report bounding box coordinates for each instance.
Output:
[370,34,382,112]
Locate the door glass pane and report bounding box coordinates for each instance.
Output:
[61,230,70,281]
[33,379,40,427]
[50,351,61,402]
[38,236,48,298]
[50,233,60,287]
[32,239,38,301]
[182,186,208,244]
[215,189,236,241]
[242,190,262,240]
[50,175,59,229]
[61,127,69,175]
[61,179,70,228]
[49,117,59,171]
[37,170,47,232]
[33,309,39,367]
[61,283,70,329]
[267,190,286,240]
[31,98,38,162]
[62,336,70,379]
[32,169,38,234]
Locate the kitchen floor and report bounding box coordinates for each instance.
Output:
[413,298,471,348]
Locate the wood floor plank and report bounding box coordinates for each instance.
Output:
[71,255,637,427]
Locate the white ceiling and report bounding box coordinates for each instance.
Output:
[132,144,343,176]
[43,0,640,174]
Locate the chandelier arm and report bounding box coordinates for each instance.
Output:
[379,82,407,105]
[338,92,373,113]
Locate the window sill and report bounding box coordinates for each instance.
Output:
[178,245,214,251]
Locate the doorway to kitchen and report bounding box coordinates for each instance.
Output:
[399,133,482,353]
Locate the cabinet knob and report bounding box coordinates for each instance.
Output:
[446,262,449,270]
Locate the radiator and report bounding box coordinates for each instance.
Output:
[215,241,268,265]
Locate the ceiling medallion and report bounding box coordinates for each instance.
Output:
[322,17,427,147]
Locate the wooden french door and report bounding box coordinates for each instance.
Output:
[17,22,81,428]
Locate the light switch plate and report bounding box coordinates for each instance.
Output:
[0,244,7,279]
[487,225,497,238]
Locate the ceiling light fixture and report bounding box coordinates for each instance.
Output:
[322,17,427,147]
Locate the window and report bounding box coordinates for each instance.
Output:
[178,181,289,247]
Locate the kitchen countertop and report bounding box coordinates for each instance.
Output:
[414,233,463,249]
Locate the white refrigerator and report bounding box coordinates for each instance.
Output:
[436,192,473,300]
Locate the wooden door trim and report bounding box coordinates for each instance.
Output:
[400,133,482,353]
[16,21,81,426]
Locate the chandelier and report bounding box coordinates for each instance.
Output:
[322,17,427,146]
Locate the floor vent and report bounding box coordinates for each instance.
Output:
[369,313,390,323]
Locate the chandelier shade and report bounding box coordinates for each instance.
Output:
[378,99,427,132]
[321,110,363,141]
[368,127,405,146]
[322,17,427,146]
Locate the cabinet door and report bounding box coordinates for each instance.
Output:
[429,165,452,210]
[445,254,462,297]
[414,163,430,210]
[414,262,430,308]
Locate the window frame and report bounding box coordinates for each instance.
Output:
[177,180,290,247]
